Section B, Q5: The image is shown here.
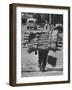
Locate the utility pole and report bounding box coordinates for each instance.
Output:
[49,14,51,31]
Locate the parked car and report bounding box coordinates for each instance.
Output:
[27,18,37,30]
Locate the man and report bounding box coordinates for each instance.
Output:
[27,31,49,72]
[36,31,50,72]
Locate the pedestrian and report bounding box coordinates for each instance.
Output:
[44,20,48,30]
[27,31,49,72]
[35,31,50,72]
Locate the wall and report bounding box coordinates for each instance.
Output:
[0,0,72,90]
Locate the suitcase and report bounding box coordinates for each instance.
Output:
[48,56,57,67]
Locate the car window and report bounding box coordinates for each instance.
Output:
[29,21,34,23]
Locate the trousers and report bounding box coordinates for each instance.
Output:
[38,49,49,68]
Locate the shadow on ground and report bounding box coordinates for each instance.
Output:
[22,67,63,72]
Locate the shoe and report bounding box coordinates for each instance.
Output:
[38,64,41,68]
[40,66,45,72]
